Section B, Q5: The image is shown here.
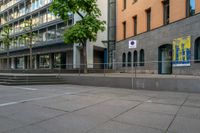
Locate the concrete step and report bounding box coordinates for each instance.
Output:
[0,74,66,85]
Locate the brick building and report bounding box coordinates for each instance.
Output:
[116,0,200,75]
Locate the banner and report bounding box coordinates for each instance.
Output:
[172,36,191,67]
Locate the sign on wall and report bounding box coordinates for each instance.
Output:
[129,40,137,49]
[172,36,191,67]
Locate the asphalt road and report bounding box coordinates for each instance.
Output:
[0,84,200,133]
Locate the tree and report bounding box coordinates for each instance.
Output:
[0,25,12,69]
[50,0,105,73]
[21,19,37,69]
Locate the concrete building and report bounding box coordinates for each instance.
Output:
[116,0,200,75]
[0,0,115,70]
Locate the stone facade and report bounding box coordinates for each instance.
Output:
[116,13,200,75]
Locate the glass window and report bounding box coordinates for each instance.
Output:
[123,0,126,9]
[146,9,151,31]
[19,3,25,16]
[39,54,50,68]
[134,50,138,66]
[39,0,45,7]
[14,7,19,19]
[190,0,195,16]
[127,52,132,67]
[195,37,200,63]
[18,36,25,47]
[47,26,56,41]
[25,0,31,13]
[39,29,47,42]
[32,31,38,45]
[122,21,126,39]
[140,49,145,66]
[32,14,39,26]
[47,10,52,22]
[122,53,126,67]
[133,16,137,36]
[57,23,66,39]
[187,0,195,16]
[54,53,61,68]
[163,0,170,25]
[39,10,47,24]
[16,57,24,69]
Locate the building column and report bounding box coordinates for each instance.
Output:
[87,43,94,68]
[11,57,16,69]
[61,52,66,69]
[24,56,27,69]
[36,55,39,69]
[49,53,54,69]
[73,44,81,68]
[0,59,3,69]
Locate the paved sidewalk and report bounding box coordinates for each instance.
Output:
[0,85,200,133]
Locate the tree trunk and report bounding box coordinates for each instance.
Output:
[30,46,33,69]
[82,42,87,73]
[6,49,9,70]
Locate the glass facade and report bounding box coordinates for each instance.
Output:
[54,53,61,68]
[0,0,52,13]
[0,0,56,25]
[0,22,69,50]
[0,0,74,52]
[0,0,74,70]
[15,57,24,69]
[39,54,50,68]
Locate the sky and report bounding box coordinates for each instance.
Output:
[190,0,195,10]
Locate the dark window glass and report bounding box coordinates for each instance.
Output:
[140,49,145,66]
[122,53,126,67]
[187,0,195,17]
[123,21,126,39]
[39,54,50,68]
[133,16,137,36]
[195,37,200,63]
[47,26,56,41]
[146,9,151,31]
[134,50,138,66]
[54,53,61,68]
[163,0,170,25]
[127,52,132,67]
[123,0,126,9]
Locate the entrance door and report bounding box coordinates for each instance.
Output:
[158,44,172,74]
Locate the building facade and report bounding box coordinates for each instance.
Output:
[0,0,114,70]
[116,0,200,75]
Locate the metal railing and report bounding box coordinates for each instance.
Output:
[0,60,199,76]
[0,60,199,86]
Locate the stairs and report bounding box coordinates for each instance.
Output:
[0,75,66,85]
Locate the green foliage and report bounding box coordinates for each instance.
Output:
[49,0,102,20]
[21,19,37,48]
[64,15,105,44]
[50,0,106,44]
[0,24,12,49]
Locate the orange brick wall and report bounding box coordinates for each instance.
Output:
[170,0,186,23]
[117,0,200,41]
[197,0,200,13]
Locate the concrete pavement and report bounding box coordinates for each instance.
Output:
[0,84,200,133]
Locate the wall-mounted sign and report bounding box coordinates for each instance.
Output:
[129,40,137,49]
[172,36,191,67]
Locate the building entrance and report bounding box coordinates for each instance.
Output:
[158,44,172,74]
